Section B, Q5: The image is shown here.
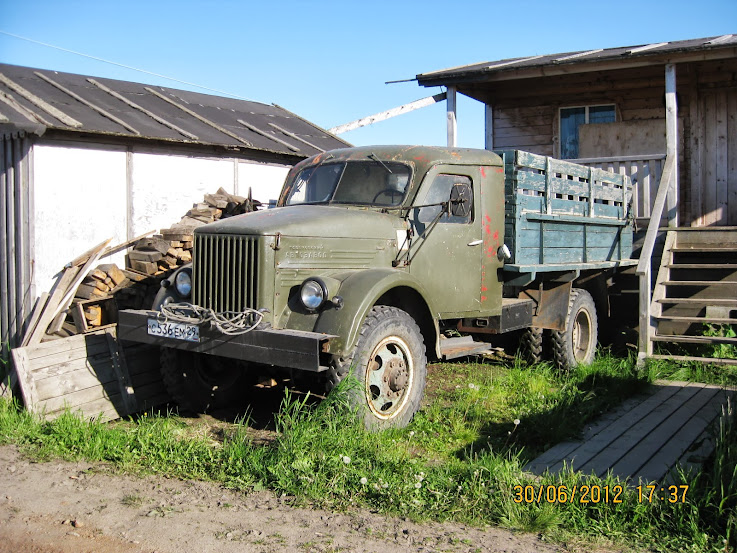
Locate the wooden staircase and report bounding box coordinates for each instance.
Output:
[648,227,737,365]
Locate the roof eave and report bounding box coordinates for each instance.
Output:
[3,123,312,161]
[417,45,737,87]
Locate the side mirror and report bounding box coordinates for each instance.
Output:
[449,182,472,218]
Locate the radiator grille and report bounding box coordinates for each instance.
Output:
[193,234,259,312]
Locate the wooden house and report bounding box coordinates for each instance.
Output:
[417,35,737,363]
[0,63,350,356]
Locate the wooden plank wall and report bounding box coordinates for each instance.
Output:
[488,65,674,157]
[10,328,168,421]
[482,59,737,226]
[0,133,34,360]
[697,85,737,226]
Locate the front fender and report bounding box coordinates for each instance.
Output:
[312,269,437,357]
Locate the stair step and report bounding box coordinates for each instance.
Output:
[663,280,736,286]
[657,298,737,306]
[655,315,737,324]
[666,263,737,269]
[652,334,737,345]
[649,354,737,366]
[439,336,492,360]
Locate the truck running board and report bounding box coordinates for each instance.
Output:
[439,336,493,361]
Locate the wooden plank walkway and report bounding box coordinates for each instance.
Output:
[525,380,734,483]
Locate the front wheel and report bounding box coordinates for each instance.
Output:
[160,348,249,412]
[339,306,427,429]
[551,288,598,372]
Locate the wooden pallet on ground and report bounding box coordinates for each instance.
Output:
[525,380,734,483]
[9,328,168,422]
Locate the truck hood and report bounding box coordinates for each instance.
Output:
[196,205,400,240]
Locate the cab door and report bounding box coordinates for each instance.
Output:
[408,166,482,318]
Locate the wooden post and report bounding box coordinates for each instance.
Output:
[638,263,653,362]
[665,64,679,227]
[126,148,133,241]
[447,85,457,147]
[485,104,494,150]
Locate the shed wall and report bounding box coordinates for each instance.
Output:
[31,141,291,304]
[33,145,128,294]
[129,152,234,239]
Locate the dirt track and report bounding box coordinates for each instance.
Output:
[0,444,565,553]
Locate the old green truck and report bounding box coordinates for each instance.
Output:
[119,145,634,428]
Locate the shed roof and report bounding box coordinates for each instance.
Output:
[0,63,350,157]
[417,34,737,86]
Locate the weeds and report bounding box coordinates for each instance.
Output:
[0,355,734,552]
[703,324,737,360]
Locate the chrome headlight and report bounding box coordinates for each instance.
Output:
[175,270,192,297]
[300,278,327,312]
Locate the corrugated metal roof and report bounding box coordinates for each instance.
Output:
[0,63,350,157]
[417,35,737,85]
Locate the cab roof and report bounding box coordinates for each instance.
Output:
[296,145,503,175]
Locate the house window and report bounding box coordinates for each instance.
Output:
[559,105,616,159]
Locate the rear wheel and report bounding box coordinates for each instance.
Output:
[520,326,545,364]
[551,289,597,372]
[160,348,249,412]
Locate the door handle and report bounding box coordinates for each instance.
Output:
[467,239,483,246]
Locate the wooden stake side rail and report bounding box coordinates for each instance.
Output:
[495,149,634,271]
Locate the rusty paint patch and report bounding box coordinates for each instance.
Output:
[494,167,503,173]
[493,230,499,241]
[480,166,486,177]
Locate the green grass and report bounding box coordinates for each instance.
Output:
[0,354,735,552]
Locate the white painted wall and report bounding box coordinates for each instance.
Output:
[32,143,292,295]
[33,144,127,293]
[129,153,235,238]
[237,161,289,206]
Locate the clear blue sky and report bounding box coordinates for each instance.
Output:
[1,0,735,149]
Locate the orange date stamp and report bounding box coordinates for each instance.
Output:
[512,484,624,504]
[512,484,689,504]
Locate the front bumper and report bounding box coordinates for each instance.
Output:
[118,309,333,372]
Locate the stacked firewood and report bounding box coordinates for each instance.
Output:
[127,187,260,277]
[125,236,191,276]
[74,263,127,300]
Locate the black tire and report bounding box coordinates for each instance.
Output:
[335,306,427,430]
[160,348,249,412]
[520,327,545,364]
[551,289,598,372]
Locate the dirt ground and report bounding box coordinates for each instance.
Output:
[0,444,567,553]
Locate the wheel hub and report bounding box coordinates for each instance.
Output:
[386,359,408,393]
[365,336,414,419]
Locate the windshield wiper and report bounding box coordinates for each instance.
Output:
[368,153,393,174]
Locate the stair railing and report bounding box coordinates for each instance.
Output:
[636,154,676,361]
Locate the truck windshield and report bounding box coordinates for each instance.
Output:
[285,160,411,207]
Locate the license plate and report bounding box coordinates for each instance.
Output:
[147,319,200,342]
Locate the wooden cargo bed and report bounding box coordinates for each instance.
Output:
[495,150,635,274]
